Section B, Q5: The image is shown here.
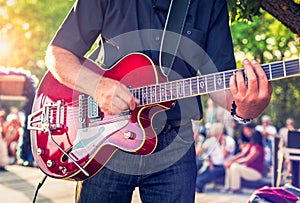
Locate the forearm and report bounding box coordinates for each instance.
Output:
[209,90,233,112]
[45,45,138,115]
[45,45,101,97]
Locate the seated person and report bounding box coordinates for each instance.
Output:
[195,122,236,193]
[224,130,265,193]
[236,123,254,152]
[3,114,22,164]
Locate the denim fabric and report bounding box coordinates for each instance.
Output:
[76,124,197,203]
[196,165,225,192]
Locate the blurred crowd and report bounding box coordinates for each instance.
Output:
[0,106,34,171]
[193,98,299,194]
[0,97,299,198]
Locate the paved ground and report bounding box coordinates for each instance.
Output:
[0,165,254,203]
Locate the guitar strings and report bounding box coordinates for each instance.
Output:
[68,59,300,107]
[53,60,300,112]
[46,59,300,121]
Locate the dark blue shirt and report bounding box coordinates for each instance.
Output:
[51,0,236,121]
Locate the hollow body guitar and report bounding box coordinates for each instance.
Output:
[27,53,300,181]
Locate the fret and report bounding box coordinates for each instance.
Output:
[191,77,198,95]
[148,85,153,104]
[214,74,216,90]
[285,59,300,77]
[141,87,145,105]
[184,79,191,97]
[136,88,139,101]
[172,81,177,99]
[206,75,215,92]
[132,88,137,102]
[154,85,158,103]
[146,86,151,104]
[144,86,149,105]
[139,87,144,105]
[160,83,166,102]
[283,61,287,77]
[223,72,226,90]
[198,76,206,94]
[165,83,172,100]
[224,70,233,89]
[270,61,284,79]
[196,77,200,94]
[205,76,208,93]
[215,73,225,91]
[156,84,161,103]
[172,82,177,99]
[149,85,155,104]
[170,82,177,99]
[261,64,270,80]
[177,80,184,98]
[268,64,272,80]
[144,87,150,104]
[152,85,156,103]
[189,78,193,96]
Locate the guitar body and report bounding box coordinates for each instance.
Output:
[28,53,174,180]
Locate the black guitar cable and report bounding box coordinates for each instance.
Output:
[32,175,48,203]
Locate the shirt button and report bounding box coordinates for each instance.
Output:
[155,36,160,41]
[186,30,192,35]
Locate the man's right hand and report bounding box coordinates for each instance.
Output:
[94,77,139,115]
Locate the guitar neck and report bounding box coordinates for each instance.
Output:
[132,58,300,106]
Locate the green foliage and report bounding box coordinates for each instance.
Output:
[0,0,75,79]
[227,0,261,22]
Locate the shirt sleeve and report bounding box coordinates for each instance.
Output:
[204,0,236,73]
[225,136,236,154]
[50,0,107,57]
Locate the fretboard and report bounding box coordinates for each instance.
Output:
[132,58,300,106]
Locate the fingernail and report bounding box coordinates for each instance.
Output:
[251,60,258,65]
[243,59,249,64]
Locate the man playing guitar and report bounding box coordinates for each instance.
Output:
[38,0,272,202]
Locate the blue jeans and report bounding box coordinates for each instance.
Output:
[76,123,197,203]
[196,165,225,192]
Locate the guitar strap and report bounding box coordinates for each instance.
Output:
[159,0,191,77]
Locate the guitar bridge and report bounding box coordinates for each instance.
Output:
[27,100,65,132]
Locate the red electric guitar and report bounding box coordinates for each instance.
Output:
[27,53,300,181]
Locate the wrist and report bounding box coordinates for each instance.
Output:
[231,101,252,124]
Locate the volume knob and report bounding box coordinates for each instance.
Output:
[123,131,136,140]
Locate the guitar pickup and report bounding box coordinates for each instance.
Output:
[27,100,65,132]
[85,96,103,122]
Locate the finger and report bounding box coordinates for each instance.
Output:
[235,70,247,94]
[110,96,129,115]
[251,60,269,89]
[268,83,273,95]
[250,60,272,102]
[117,85,138,110]
[243,59,258,94]
[129,96,139,110]
[229,73,238,95]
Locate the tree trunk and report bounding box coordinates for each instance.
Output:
[260,0,300,35]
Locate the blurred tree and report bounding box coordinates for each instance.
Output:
[0,0,75,79]
[227,0,300,35]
